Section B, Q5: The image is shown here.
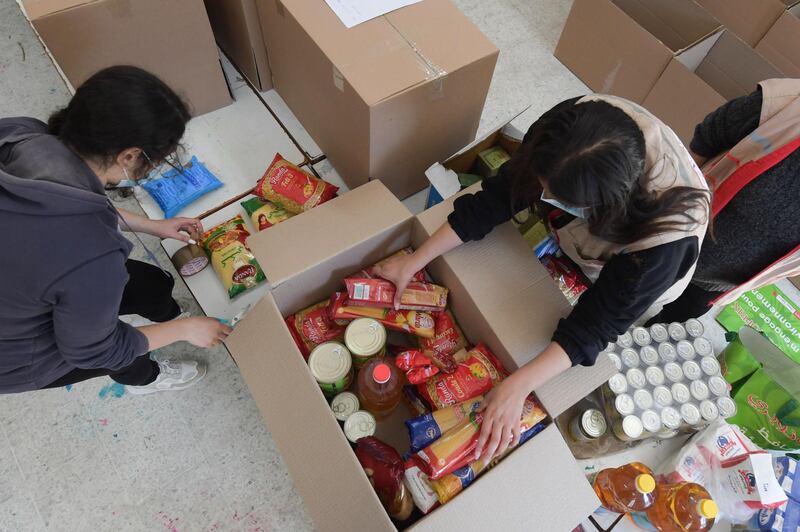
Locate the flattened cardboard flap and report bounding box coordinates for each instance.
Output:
[756,7,800,77]
[21,0,87,19]
[695,0,785,46]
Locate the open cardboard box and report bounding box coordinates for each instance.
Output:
[694,0,786,47]
[554,0,720,102]
[226,181,615,531]
[642,30,783,147]
[756,3,800,78]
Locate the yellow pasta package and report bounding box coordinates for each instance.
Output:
[201,215,266,299]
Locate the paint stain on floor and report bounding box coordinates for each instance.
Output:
[98,382,126,399]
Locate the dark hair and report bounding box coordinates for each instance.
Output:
[509,100,709,245]
[48,65,190,172]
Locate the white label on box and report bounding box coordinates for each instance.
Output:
[324,0,423,28]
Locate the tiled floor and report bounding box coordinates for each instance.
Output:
[0,0,590,530]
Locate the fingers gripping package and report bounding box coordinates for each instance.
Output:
[240,197,294,231]
[201,215,266,298]
[286,300,346,359]
[142,156,223,218]
[353,247,426,282]
[328,292,435,338]
[253,153,338,214]
[345,279,448,312]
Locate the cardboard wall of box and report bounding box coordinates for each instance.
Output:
[225,181,616,531]
[694,0,786,47]
[22,0,231,116]
[254,0,499,199]
[756,4,800,78]
[203,0,272,91]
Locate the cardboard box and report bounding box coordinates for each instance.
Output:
[695,0,786,47]
[255,0,498,199]
[22,0,231,116]
[203,0,272,91]
[642,31,782,147]
[554,0,720,103]
[225,181,616,531]
[756,4,800,77]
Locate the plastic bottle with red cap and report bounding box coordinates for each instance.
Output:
[358,358,403,418]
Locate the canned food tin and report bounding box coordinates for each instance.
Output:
[308,342,354,397]
[700,400,719,422]
[633,389,653,410]
[653,385,673,408]
[640,345,659,366]
[613,415,644,441]
[645,366,665,387]
[661,407,682,430]
[616,331,634,349]
[620,348,640,369]
[658,343,678,363]
[606,352,623,371]
[717,397,737,418]
[608,373,628,395]
[649,323,669,344]
[693,337,713,357]
[331,392,359,422]
[671,382,691,404]
[682,360,702,381]
[664,362,684,383]
[680,403,702,426]
[641,410,662,433]
[615,393,636,416]
[690,380,710,402]
[668,323,688,342]
[656,429,680,440]
[626,368,647,390]
[708,376,728,397]
[676,340,696,361]
[699,355,720,376]
[632,327,651,347]
[345,318,387,368]
[344,410,377,443]
[569,409,608,442]
[684,319,705,338]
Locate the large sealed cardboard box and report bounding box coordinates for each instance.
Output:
[22,0,231,116]
[554,0,720,103]
[226,181,616,531]
[756,4,800,78]
[203,0,272,91]
[255,0,498,199]
[695,0,786,47]
[642,31,783,147]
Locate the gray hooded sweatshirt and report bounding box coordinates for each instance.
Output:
[0,117,149,393]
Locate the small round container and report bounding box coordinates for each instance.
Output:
[616,331,634,349]
[640,345,660,366]
[676,340,696,361]
[690,380,710,402]
[345,318,387,368]
[615,393,636,416]
[606,352,623,372]
[664,362,684,383]
[344,410,377,444]
[700,355,721,376]
[682,360,702,381]
[700,400,719,423]
[684,318,705,338]
[632,327,651,347]
[658,343,678,363]
[717,397,737,418]
[608,373,629,395]
[653,385,673,408]
[661,407,682,430]
[626,368,647,390]
[671,382,691,404]
[649,323,670,344]
[641,410,662,433]
[693,337,713,357]
[645,366,665,387]
[613,415,644,441]
[308,342,354,397]
[680,403,702,426]
[620,348,641,369]
[668,322,688,342]
[330,392,359,422]
[656,429,680,440]
[708,376,729,397]
[633,389,654,410]
[569,409,608,442]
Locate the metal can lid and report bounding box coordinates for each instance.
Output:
[308,342,352,384]
[661,407,682,429]
[668,323,687,342]
[641,410,662,433]
[608,373,628,394]
[682,360,702,381]
[690,380,710,402]
[671,382,691,404]
[658,343,678,363]
[615,393,636,416]
[693,337,713,357]
[653,385,673,407]
[649,323,669,343]
[640,346,659,366]
[621,415,644,439]
[626,368,646,389]
[621,348,640,368]
[331,392,360,421]
[581,409,608,438]
[632,327,651,347]
[684,319,705,338]
[617,331,634,349]
[676,340,696,361]
[717,397,737,418]
[700,400,719,422]
[646,366,665,387]
[344,410,377,443]
[700,355,720,376]
[708,376,728,397]
[664,361,684,383]
[344,318,386,357]
[680,403,702,425]
[606,352,622,371]
[633,389,653,410]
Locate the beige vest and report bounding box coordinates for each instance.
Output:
[555,95,710,323]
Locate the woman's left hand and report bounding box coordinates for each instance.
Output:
[151,217,203,243]
[474,373,530,463]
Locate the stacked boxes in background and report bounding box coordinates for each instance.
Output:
[756,3,800,77]
[694,0,786,46]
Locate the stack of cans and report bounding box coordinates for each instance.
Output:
[603,319,737,442]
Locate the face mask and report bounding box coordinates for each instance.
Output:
[540,192,591,219]
[117,167,137,188]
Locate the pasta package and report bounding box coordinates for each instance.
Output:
[395,350,440,385]
[419,310,467,356]
[286,300,346,359]
[405,396,484,453]
[345,278,448,312]
[418,344,507,410]
[240,197,294,231]
[201,215,266,299]
[328,292,435,337]
[253,153,338,214]
[353,248,426,282]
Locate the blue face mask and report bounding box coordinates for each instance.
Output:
[540,192,591,219]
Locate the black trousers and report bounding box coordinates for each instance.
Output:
[647,282,725,325]
[43,260,180,388]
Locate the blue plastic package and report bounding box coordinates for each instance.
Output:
[142,156,223,218]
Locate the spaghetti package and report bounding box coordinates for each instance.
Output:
[418,344,507,410]
[240,197,294,231]
[253,153,338,214]
[329,292,435,337]
[286,300,346,359]
[345,278,448,312]
[419,310,467,356]
[395,350,440,385]
[201,215,266,299]
[353,248,426,282]
[406,396,483,453]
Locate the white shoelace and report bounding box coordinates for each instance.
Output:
[159,359,182,376]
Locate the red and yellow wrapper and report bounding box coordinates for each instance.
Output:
[395,350,440,385]
[419,310,467,356]
[345,278,448,312]
[328,292,435,337]
[286,300,346,359]
[418,344,507,410]
[253,153,338,214]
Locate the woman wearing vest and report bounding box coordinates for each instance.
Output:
[654,79,800,322]
[376,95,711,461]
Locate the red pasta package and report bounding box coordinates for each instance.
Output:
[395,350,440,385]
[419,310,467,356]
[353,248,426,282]
[344,278,448,312]
[418,344,507,410]
[328,292,435,337]
[253,153,338,214]
[285,300,346,359]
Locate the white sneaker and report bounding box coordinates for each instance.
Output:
[119,310,191,328]
[126,359,207,395]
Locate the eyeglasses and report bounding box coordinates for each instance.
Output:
[143,147,187,177]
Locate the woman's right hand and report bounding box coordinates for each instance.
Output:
[180,317,232,348]
[373,254,420,309]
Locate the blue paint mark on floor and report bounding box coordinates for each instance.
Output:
[64,384,72,391]
[98,382,126,399]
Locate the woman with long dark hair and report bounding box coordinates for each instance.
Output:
[0,66,231,395]
[377,95,710,462]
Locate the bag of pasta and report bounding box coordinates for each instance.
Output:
[253,153,338,214]
[201,215,266,298]
[240,197,294,231]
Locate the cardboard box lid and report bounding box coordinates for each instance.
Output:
[21,0,87,19]
[755,6,800,77]
[277,0,497,105]
[695,0,786,46]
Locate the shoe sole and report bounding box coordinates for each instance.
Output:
[126,364,208,396]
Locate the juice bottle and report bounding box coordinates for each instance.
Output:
[357,358,402,418]
[593,462,656,513]
[643,482,718,532]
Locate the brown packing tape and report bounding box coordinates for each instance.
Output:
[170,244,209,277]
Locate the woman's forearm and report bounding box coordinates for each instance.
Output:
[411,222,463,271]
[138,321,186,351]
[118,208,157,234]
[509,342,573,393]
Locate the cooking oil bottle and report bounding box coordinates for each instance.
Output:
[593,462,657,513]
[639,482,718,532]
